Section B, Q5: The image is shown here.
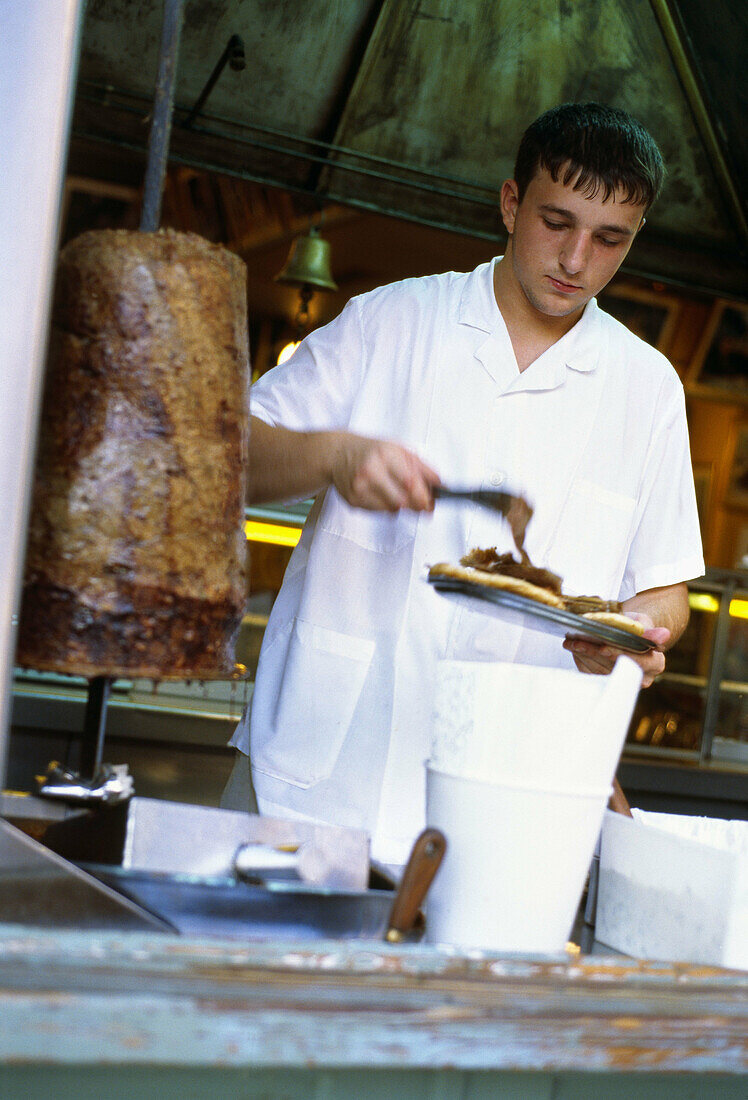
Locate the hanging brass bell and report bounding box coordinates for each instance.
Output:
[275,226,338,291]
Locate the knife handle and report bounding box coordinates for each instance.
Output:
[385,827,447,942]
[608,777,633,818]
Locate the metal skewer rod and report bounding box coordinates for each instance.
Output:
[140,0,185,232]
[79,675,112,779]
[77,1,186,781]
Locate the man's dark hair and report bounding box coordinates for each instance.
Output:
[514,102,665,212]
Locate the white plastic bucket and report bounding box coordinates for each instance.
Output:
[425,765,611,953]
[430,656,642,791]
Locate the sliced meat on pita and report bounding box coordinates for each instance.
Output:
[563,595,623,614]
[460,548,563,594]
[428,558,565,609]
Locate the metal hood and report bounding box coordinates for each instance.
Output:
[70,0,747,297]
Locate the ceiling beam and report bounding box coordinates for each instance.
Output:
[304,0,389,195]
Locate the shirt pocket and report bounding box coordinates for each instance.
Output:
[318,491,418,553]
[251,618,375,788]
[550,479,637,597]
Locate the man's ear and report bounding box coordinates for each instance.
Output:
[500,179,520,235]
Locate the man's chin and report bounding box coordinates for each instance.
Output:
[529,290,590,319]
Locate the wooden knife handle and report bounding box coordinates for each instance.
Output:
[386,828,447,942]
[608,777,633,817]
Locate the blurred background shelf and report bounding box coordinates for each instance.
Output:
[620,567,747,818]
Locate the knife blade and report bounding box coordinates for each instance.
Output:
[433,485,534,561]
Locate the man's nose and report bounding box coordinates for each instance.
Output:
[559,231,590,275]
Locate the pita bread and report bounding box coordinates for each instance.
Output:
[428,561,565,608]
[580,611,645,636]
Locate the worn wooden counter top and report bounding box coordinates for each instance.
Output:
[0,923,746,1098]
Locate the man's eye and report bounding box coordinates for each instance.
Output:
[598,236,622,247]
[543,219,566,230]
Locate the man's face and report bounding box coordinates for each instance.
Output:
[500,166,646,319]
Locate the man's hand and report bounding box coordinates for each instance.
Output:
[247,418,441,510]
[563,613,669,687]
[331,435,440,512]
[562,583,689,688]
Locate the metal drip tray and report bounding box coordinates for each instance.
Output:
[80,864,403,941]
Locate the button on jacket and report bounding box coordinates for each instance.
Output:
[232,259,704,865]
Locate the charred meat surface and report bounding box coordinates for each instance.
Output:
[17,229,250,679]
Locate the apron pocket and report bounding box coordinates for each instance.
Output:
[252,618,375,788]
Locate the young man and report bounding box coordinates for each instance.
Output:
[225,103,704,866]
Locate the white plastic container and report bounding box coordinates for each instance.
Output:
[425,766,611,953]
[596,809,748,970]
[430,656,642,790]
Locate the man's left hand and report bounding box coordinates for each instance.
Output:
[562,612,670,688]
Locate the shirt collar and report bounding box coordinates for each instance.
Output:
[459,257,602,375]
[556,299,602,374]
[458,257,501,333]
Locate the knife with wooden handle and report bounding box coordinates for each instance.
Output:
[608,777,633,817]
[385,827,447,943]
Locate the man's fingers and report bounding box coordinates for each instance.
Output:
[391,450,440,511]
[624,612,670,650]
[563,638,616,675]
[634,648,666,687]
[349,451,402,509]
[564,634,667,687]
[368,446,439,511]
[344,440,439,511]
[569,652,614,675]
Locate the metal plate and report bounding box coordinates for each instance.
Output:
[428,576,653,654]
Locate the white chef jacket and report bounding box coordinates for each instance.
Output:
[231,258,704,865]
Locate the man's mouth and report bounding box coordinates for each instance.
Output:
[547,275,582,293]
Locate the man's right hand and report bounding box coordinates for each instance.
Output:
[247,417,440,512]
[331,433,441,513]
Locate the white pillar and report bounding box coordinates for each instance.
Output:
[0,0,84,785]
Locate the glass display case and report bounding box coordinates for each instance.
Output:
[624,568,747,766]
